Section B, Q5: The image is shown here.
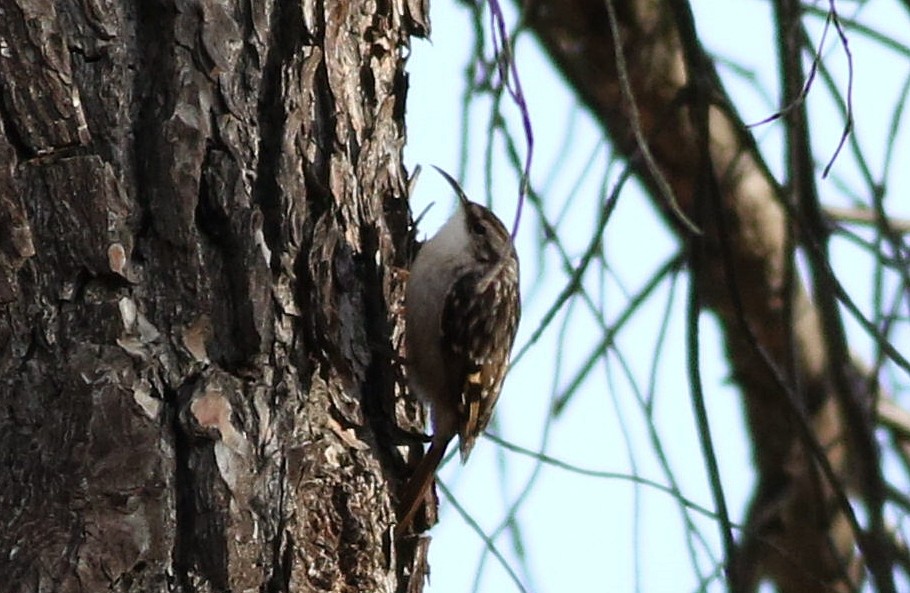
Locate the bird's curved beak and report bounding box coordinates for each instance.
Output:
[431,165,471,209]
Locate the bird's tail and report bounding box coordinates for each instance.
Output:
[395,436,451,538]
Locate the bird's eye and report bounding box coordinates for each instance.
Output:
[471,221,487,236]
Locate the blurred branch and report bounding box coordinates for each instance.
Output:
[826,206,910,234]
[518,0,906,591]
[485,433,729,523]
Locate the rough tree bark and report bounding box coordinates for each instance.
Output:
[0,1,430,592]
[521,1,893,592]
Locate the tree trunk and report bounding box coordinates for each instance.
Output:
[0,1,428,591]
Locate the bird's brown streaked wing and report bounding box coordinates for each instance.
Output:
[441,263,520,460]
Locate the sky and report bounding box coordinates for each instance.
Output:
[402,1,910,592]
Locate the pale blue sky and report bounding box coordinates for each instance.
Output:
[403,1,910,591]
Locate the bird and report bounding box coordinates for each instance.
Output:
[396,166,521,537]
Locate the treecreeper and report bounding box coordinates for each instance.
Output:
[396,167,521,537]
